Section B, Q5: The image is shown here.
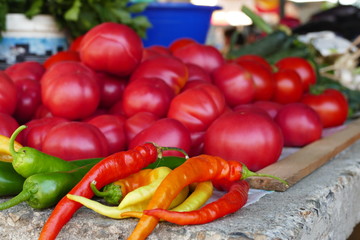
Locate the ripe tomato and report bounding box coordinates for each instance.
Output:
[129,118,191,157]
[0,71,17,115]
[122,77,174,118]
[42,121,109,160]
[204,111,283,171]
[79,22,143,76]
[43,50,80,69]
[167,83,226,132]
[172,42,225,74]
[186,63,212,83]
[275,102,322,147]
[253,100,283,119]
[41,61,100,120]
[212,63,255,106]
[236,59,275,101]
[96,72,127,110]
[69,35,84,52]
[5,61,45,82]
[301,88,348,128]
[0,113,20,140]
[142,46,172,62]
[234,54,273,72]
[130,55,188,94]
[169,38,197,53]
[22,117,69,150]
[13,78,42,124]
[275,57,316,92]
[86,114,127,154]
[124,111,159,143]
[272,68,303,104]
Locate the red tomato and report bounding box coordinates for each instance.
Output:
[142,46,172,62]
[42,121,109,160]
[5,61,45,82]
[13,78,42,124]
[79,22,143,76]
[236,59,275,101]
[22,117,69,150]
[204,111,283,171]
[43,50,80,69]
[189,131,205,157]
[275,102,322,147]
[169,38,197,53]
[167,83,226,132]
[129,118,191,157]
[34,104,54,119]
[172,42,225,74]
[181,79,212,92]
[253,100,283,119]
[108,100,126,116]
[122,77,174,118]
[41,61,100,120]
[234,54,273,73]
[0,71,17,115]
[69,35,84,52]
[124,111,159,143]
[96,72,127,109]
[275,57,316,92]
[86,114,127,154]
[130,55,188,94]
[0,113,20,140]
[272,68,303,104]
[233,103,272,119]
[301,88,348,128]
[186,63,212,83]
[212,63,255,106]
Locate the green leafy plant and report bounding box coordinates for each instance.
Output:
[0,0,151,39]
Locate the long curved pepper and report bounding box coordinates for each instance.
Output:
[142,180,249,225]
[38,143,188,240]
[126,154,287,240]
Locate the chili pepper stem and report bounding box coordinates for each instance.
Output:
[241,165,289,186]
[0,190,31,210]
[149,142,189,160]
[9,125,27,157]
[90,180,123,204]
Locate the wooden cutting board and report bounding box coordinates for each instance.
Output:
[246,118,360,192]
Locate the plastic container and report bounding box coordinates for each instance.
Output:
[140,2,221,47]
[0,14,68,69]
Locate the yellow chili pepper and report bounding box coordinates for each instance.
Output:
[0,135,22,162]
[67,167,189,219]
[121,181,213,219]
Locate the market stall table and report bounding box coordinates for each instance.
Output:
[1,122,360,239]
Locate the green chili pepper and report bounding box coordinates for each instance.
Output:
[0,161,25,196]
[0,163,95,210]
[67,167,189,219]
[9,125,103,178]
[92,156,188,205]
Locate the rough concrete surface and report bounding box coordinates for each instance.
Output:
[1,140,360,240]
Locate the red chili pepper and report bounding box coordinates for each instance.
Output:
[39,143,160,240]
[142,180,249,225]
[126,154,286,240]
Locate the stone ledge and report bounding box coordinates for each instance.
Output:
[1,140,360,240]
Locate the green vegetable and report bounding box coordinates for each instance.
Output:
[227,30,289,59]
[0,161,25,196]
[0,163,95,210]
[9,125,103,178]
[0,0,151,38]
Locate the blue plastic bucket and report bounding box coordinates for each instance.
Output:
[140,3,221,47]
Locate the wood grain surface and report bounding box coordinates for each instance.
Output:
[247,118,360,192]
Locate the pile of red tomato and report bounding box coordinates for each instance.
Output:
[0,22,349,172]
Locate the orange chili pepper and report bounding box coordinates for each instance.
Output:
[125,154,286,240]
